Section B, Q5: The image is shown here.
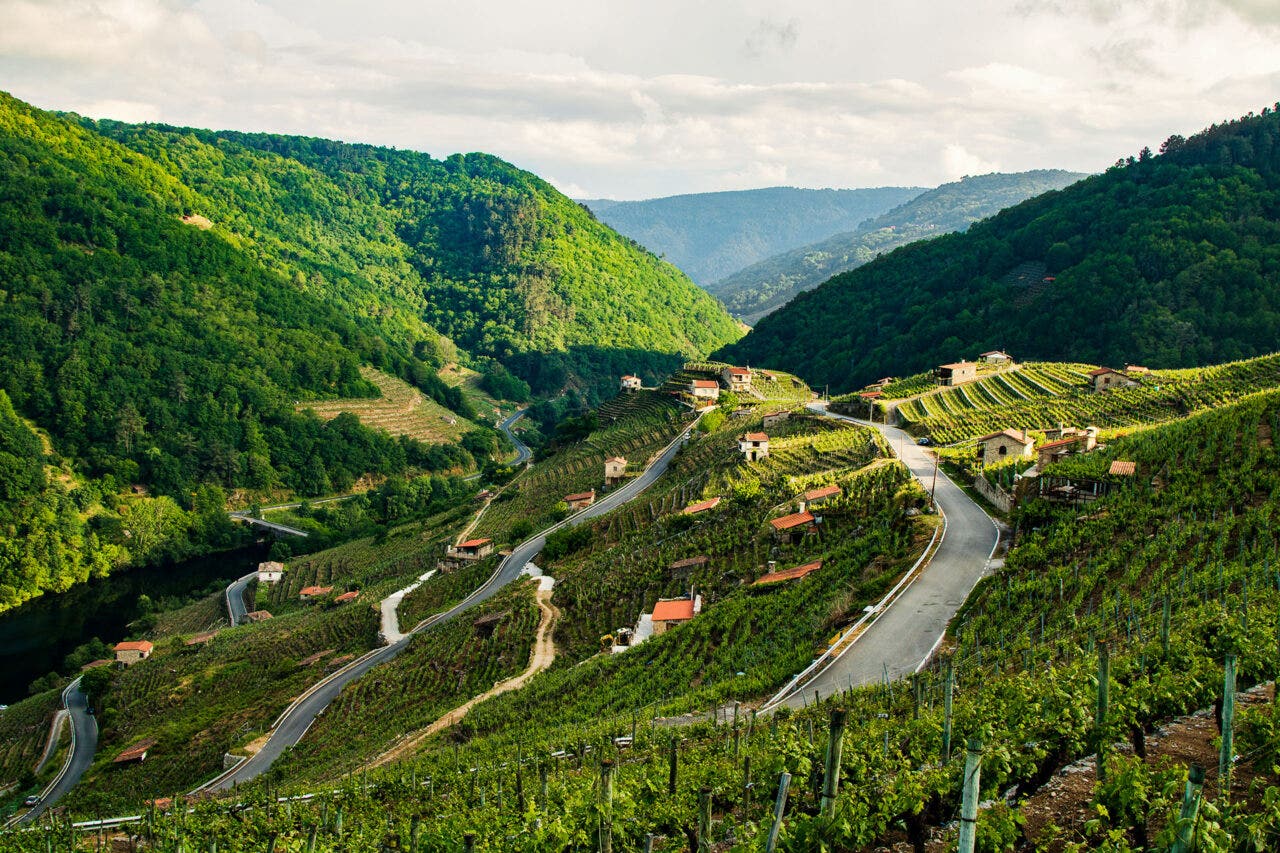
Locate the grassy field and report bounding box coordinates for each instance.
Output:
[300,366,479,444]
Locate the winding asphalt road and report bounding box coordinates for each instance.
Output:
[779,404,999,707]
[17,677,97,825]
[497,410,532,466]
[204,415,693,791]
[225,572,258,627]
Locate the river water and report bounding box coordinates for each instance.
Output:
[0,546,266,704]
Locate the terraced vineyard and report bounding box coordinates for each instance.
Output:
[473,391,689,545]
[300,366,478,446]
[0,688,59,792]
[854,355,1280,443]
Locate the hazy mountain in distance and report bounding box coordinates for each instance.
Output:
[708,170,1088,324]
[580,185,924,284]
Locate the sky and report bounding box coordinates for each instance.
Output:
[2,0,1278,199]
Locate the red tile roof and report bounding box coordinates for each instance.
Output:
[858,391,883,398]
[605,456,627,463]
[334,590,360,603]
[683,497,721,514]
[770,510,815,531]
[563,490,595,502]
[114,640,153,653]
[1040,436,1085,451]
[939,362,975,370]
[1109,460,1137,476]
[691,379,719,389]
[803,485,842,501]
[651,599,696,622]
[742,432,768,442]
[727,367,751,377]
[457,538,491,549]
[977,429,1032,445]
[114,738,157,763]
[1087,367,1124,377]
[299,585,333,597]
[754,560,823,585]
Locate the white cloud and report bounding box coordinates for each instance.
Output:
[0,0,1278,197]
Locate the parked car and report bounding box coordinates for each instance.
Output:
[916,436,932,446]
[24,795,39,807]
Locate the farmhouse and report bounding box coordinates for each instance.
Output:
[762,410,791,429]
[1037,429,1098,468]
[564,490,596,510]
[739,432,770,462]
[769,510,816,544]
[649,595,702,635]
[604,456,627,486]
[334,590,360,604]
[1088,367,1140,393]
[975,429,1035,466]
[256,561,285,584]
[980,350,1014,365]
[299,585,334,599]
[683,497,721,515]
[753,559,823,587]
[619,374,642,391]
[721,366,753,392]
[937,361,977,386]
[689,379,720,401]
[114,640,153,665]
[450,538,494,560]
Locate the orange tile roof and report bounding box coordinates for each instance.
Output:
[692,379,719,389]
[1040,436,1085,451]
[754,560,823,585]
[114,640,153,653]
[1109,460,1137,476]
[858,391,883,398]
[564,490,595,502]
[457,538,491,548]
[770,510,815,531]
[334,590,360,603]
[683,497,721,514]
[299,585,333,597]
[1087,367,1124,377]
[727,367,751,376]
[651,599,696,622]
[114,738,157,763]
[743,432,768,442]
[939,362,975,370]
[245,610,273,621]
[977,429,1032,445]
[605,456,627,463]
[803,485,842,502]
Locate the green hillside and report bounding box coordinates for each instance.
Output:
[721,104,1280,392]
[582,185,923,284]
[86,121,742,395]
[708,170,1086,323]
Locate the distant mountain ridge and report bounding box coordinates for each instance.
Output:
[581,185,923,284]
[708,170,1088,323]
[719,105,1280,392]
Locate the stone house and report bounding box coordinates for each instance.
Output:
[975,429,1035,467]
[980,351,1014,365]
[690,379,720,401]
[739,432,770,462]
[299,585,334,599]
[619,374,642,391]
[1037,429,1098,468]
[937,362,978,386]
[650,596,702,635]
[1088,367,1140,393]
[564,490,596,510]
[762,411,791,429]
[604,456,627,486]
[721,366,753,392]
[114,640,154,665]
[769,510,816,544]
[450,538,494,561]
[256,561,285,584]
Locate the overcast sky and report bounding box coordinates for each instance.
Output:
[2,0,1278,199]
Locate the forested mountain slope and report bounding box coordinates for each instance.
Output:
[581,185,922,284]
[721,105,1280,392]
[86,122,742,395]
[708,170,1086,323]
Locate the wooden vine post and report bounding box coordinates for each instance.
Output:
[820,708,847,816]
[1095,641,1110,782]
[764,772,791,853]
[599,760,615,853]
[942,659,955,763]
[697,786,713,852]
[1170,766,1205,853]
[1220,653,1237,795]
[957,739,984,853]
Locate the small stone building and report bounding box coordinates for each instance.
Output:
[450,538,494,561]
[690,379,720,401]
[256,561,285,584]
[564,490,596,510]
[753,559,822,587]
[650,596,702,635]
[739,432,770,462]
[1088,367,1140,393]
[114,640,154,665]
[762,411,791,429]
[1037,429,1098,468]
[980,350,1014,365]
[937,362,978,386]
[975,429,1035,466]
[619,374,642,391]
[769,510,816,544]
[299,585,334,599]
[721,366,753,392]
[604,456,627,486]
[682,497,721,515]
